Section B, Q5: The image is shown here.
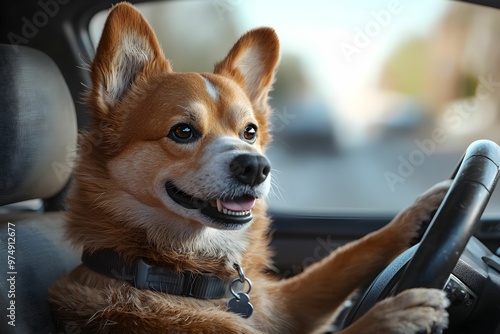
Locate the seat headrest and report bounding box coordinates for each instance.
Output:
[0,44,77,206]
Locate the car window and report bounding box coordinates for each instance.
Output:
[89,0,500,215]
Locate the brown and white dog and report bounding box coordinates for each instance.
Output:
[49,3,450,333]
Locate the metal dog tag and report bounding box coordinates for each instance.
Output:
[227,292,253,318]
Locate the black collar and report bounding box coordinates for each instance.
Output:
[81,248,241,299]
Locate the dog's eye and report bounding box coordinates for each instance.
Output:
[168,123,199,143]
[242,124,257,143]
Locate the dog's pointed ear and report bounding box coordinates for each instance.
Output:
[214,28,280,114]
[89,3,170,114]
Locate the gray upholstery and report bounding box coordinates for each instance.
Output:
[0,44,80,334]
[0,213,80,334]
[0,44,77,206]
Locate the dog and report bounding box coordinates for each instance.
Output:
[49,3,451,333]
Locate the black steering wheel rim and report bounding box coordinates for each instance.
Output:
[340,139,500,328]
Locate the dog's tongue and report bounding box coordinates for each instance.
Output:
[222,197,256,211]
[216,196,256,211]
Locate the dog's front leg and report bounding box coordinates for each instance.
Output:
[269,180,451,334]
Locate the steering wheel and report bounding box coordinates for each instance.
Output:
[339,140,500,332]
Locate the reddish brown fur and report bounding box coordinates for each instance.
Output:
[49,3,449,333]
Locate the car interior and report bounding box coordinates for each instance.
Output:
[1,0,500,333]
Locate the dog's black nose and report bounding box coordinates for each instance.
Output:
[230,154,271,187]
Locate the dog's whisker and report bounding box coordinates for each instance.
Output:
[268,174,285,201]
[270,167,284,176]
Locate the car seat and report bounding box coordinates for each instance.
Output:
[0,44,81,334]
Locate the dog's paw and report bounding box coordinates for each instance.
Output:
[413,179,452,210]
[352,288,450,334]
[388,179,452,246]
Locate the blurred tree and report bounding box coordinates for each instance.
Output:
[378,1,500,146]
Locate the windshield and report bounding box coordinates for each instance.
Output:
[90,0,500,215]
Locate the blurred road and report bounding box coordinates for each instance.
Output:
[266,135,500,215]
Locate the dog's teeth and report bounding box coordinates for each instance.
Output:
[216,203,251,216]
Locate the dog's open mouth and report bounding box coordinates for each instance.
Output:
[165,182,256,227]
